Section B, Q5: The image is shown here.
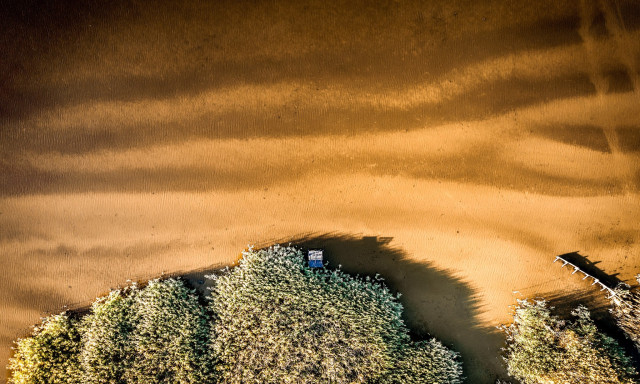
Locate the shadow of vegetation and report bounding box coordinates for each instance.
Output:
[544,289,609,320]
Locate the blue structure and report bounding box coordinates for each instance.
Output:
[308,249,323,268]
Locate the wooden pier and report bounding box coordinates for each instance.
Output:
[553,255,620,302]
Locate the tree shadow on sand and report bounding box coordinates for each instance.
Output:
[180,232,506,384]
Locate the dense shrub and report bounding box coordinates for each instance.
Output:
[502,299,637,384]
[8,314,82,384]
[610,275,640,352]
[383,340,463,384]
[8,246,462,384]
[10,279,211,384]
[208,245,462,383]
[80,289,136,384]
[125,279,214,384]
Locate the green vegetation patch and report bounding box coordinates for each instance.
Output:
[611,275,640,353]
[502,299,638,384]
[8,245,463,384]
[8,314,82,384]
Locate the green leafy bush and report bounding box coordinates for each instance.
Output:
[8,246,462,384]
[8,314,82,384]
[10,279,212,384]
[383,339,463,384]
[80,289,136,384]
[610,275,640,352]
[502,299,638,384]
[208,245,462,383]
[125,279,214,384]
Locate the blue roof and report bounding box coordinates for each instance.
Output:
[308,250,323,268]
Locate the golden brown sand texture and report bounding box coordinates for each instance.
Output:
[1,0,640,382]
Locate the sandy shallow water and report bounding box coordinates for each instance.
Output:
[1,0,640,382]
